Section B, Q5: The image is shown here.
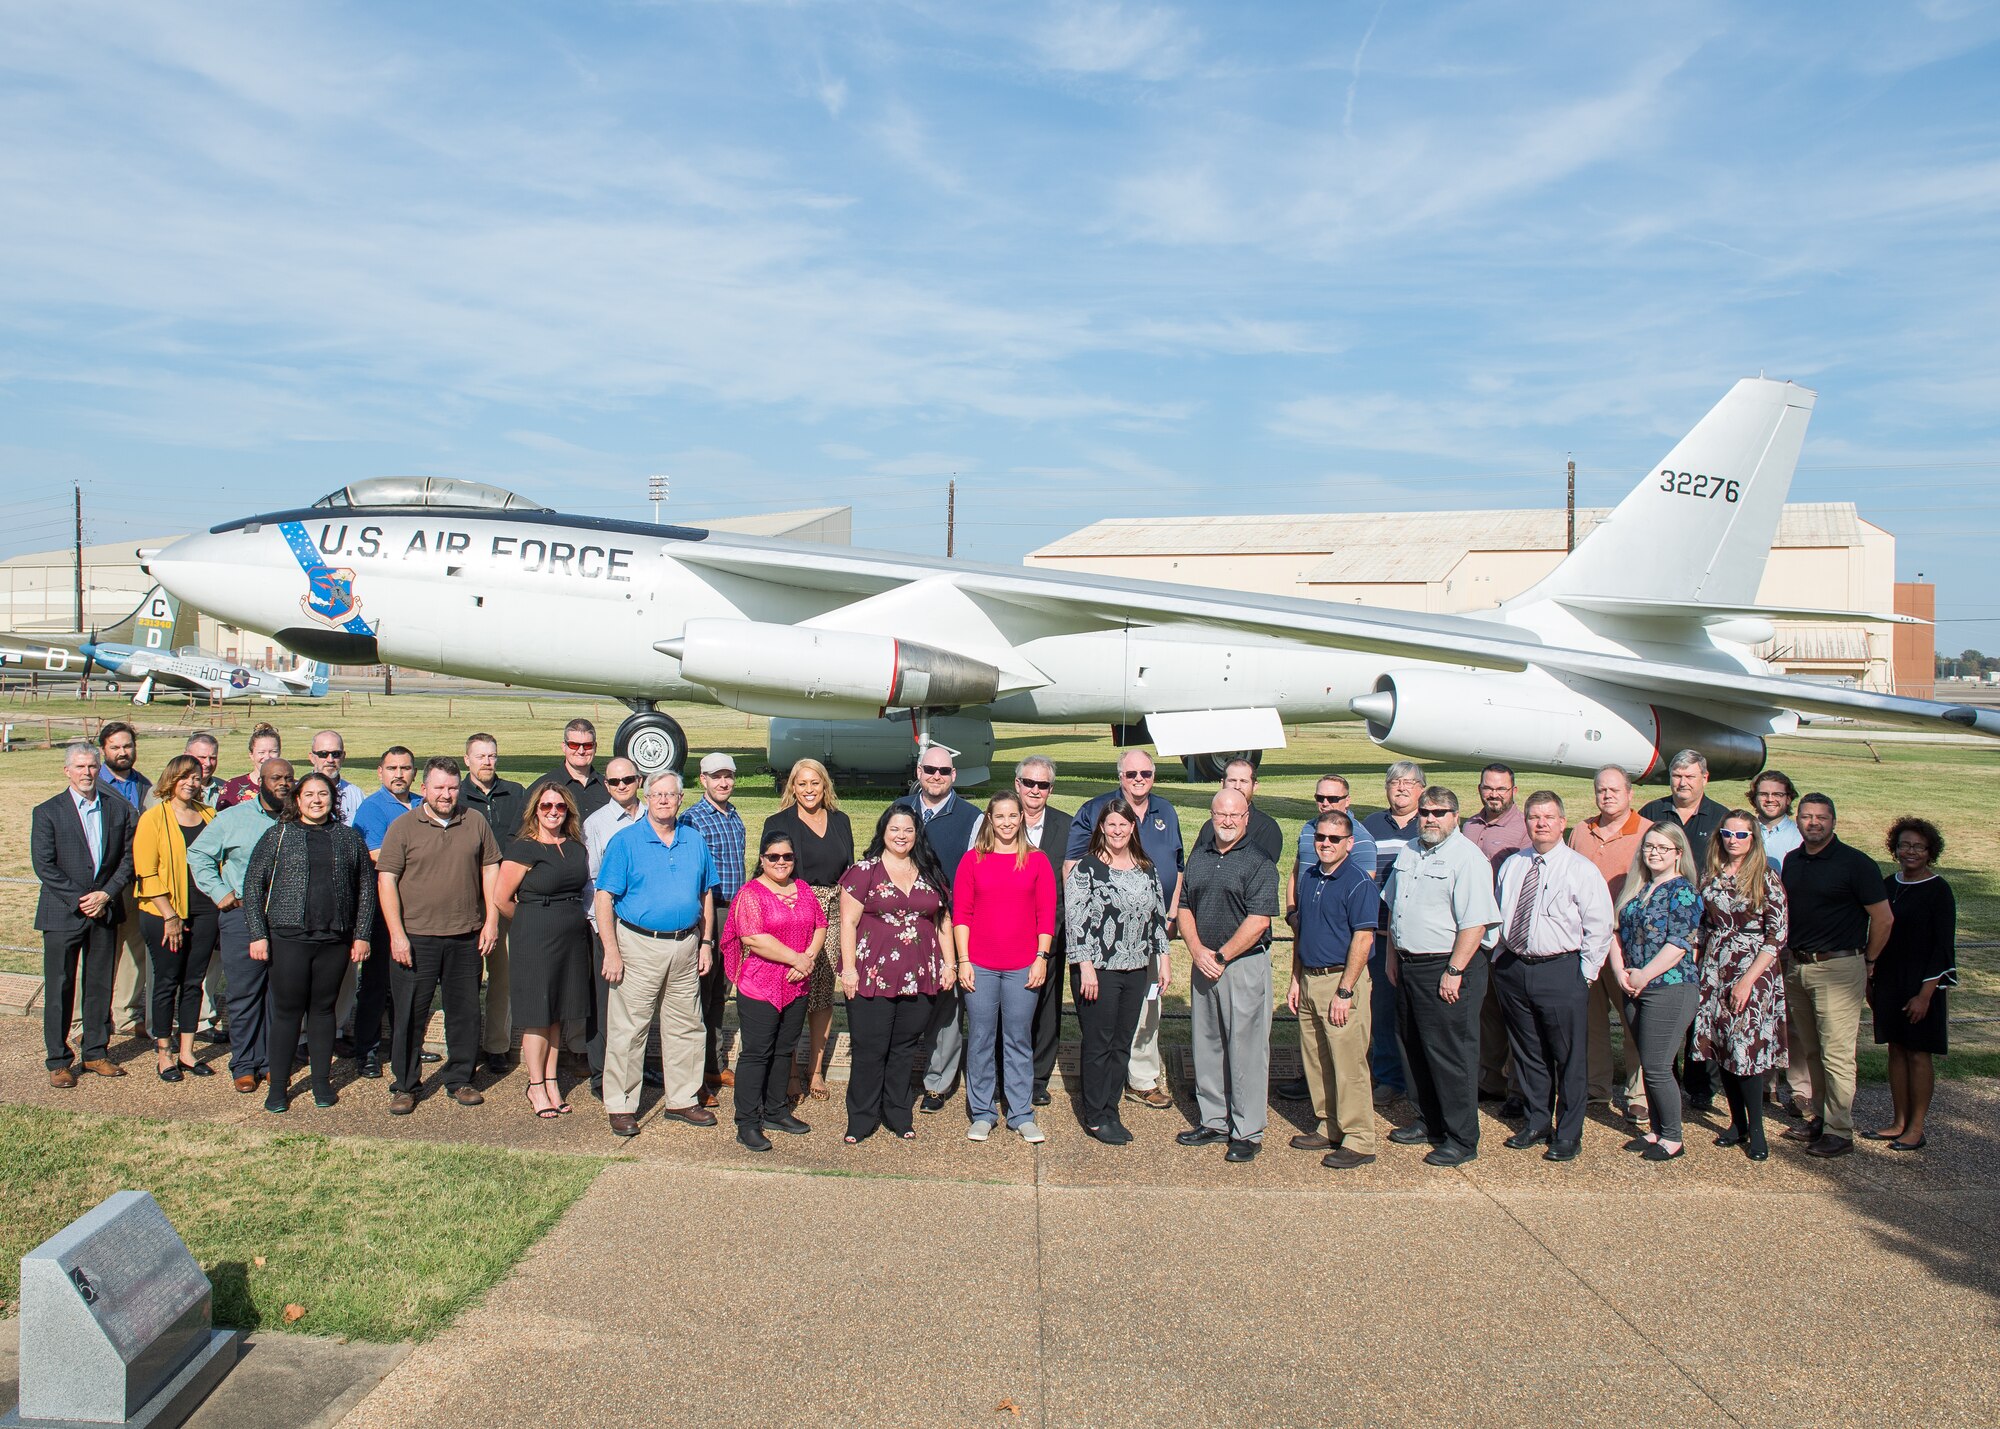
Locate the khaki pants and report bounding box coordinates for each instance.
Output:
[480,921,512,1054]
[604,923,703,1115]
[1299,967,1376,1153]
[1785,955,1867,1138]
[1126,953,1164,1092]
[1587,962,1644,1104]
[108,890,150,1030]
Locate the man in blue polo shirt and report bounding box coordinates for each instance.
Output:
[340,746,421,1076]
[1289,809,1382,1169]
[593,771,719,1138]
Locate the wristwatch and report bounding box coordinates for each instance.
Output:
[1443,964,1465,977]
[1334,985,1356,1000]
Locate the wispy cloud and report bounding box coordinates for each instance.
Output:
[1032,2,1196,80]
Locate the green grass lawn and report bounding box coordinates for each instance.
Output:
[0,1105,606,1341]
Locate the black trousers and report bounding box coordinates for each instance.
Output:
[734,993,807,1127]
[1678,1026,1714,1105]
[269,937,348,1098]
[1031,945,1067,1095]
[390,933,482,1094]
[1073,964,1149,1130]
[1718,1068,1769,1153]
[350,911,393,1060]
[701,900,732,1077]
[1397,951,1488,1154]
[846,993,936,1138]
[42,923,116,1068]
[140,909,219,1041]
[1492,952,1589,1145]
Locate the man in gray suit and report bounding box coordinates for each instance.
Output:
[32,742,136,1086]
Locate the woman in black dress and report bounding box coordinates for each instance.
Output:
[244,772,374,1112]
[762,757,853,1102]
[1866,817,1956,1151]
[495,784,592,1119]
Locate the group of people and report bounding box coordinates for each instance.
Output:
[32,718,1957,1164]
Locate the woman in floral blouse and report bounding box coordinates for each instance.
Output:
[837,807,954,1144]
[1608,822,1703,1161]
[1693,810,1790,1161]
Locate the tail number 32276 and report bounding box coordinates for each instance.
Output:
[1659,470,1740,502]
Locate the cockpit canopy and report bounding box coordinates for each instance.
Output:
[311,477,551,512]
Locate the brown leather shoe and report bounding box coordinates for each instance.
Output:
[82,1058,127,1078]
[1125,1084,1173,1110]
[1288,1132,1334,1151]
[715,1068,736,1087]
[661,1104,717,1126]
[50,1066,79,1089]
[388,1091,417,1115]
[234,1073,261,1094]
[698,1083,721,1108]
[608,1112,639,1138]
[1322,1146,1377,1170]
[449,1086,485,1106]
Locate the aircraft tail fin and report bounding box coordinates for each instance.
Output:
[97,584,197,652]
[1515,378,1816,610]
[307,661,330,698]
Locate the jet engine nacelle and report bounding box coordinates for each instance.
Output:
[768,714,995,787]
[1351,669,1766,781]
[662,619,1001,721]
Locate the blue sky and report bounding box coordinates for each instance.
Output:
[5,2,2000,639]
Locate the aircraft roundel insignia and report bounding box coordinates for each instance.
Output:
[230,668,251,689]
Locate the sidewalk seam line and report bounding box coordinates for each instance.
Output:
[1034,1144,1050,1428]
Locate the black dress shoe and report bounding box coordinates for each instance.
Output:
[1322,1146,1376,1170]
[1499,1096,1527,1119]
[1274,1077,1311,1101]
[420,1050,442,1064]
[1089,1123,1133,1146]
[1805,1134,1853,1159]
[1542,1141,1581,1162]
[484,1053,511,1076]
[198,1026,230,1046]
[1177,1126,1228,1147]
[1031,1089,1052,1107]
[1713,1128,1745,1148]
[157,1063,183,1083]
[920,1091,948,1114]
[1424,1145,1476,1168]
[1224,1139,1260,1163]
[764,1112,812,1135]
[1639,1141,1682,1162]
[1387,1124,1434,1146]
[1745,1145,1770,1161]
[358,1054,383,1079]
[1504,1130,1551,1151]
[737,1125,773,1152]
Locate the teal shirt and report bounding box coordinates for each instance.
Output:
[187,799,277,903]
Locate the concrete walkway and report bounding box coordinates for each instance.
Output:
[6,1016,1997,1427]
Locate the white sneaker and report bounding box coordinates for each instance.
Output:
[967,1120,994,1142]
[1018,1120,1046,1144]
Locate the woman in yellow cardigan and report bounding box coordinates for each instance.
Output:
[134,754,218,1081]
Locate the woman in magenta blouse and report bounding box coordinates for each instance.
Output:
[722,831,827,1152]
[953,792,1056,1144]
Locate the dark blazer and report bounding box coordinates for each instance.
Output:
[32,788,136,933]
[1031,807,1073,951]
[893,791,982,892]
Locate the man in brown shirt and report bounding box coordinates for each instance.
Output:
[378,756,502,1113]
[1568,765,1652,1112]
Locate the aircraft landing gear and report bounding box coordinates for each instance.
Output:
[614,705,688,784]
[1183,748,1262,782]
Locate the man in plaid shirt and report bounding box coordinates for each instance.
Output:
[681,752,747,1101]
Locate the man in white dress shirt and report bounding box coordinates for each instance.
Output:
[1492,791,1614,1163]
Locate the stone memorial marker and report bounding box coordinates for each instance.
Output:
[3,1190,238,1429]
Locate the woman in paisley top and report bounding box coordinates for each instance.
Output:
[1694,811,1790,1161]
[1608,822,1703,1160]
[837,807,954,1143]
[1064,801,1171,1145]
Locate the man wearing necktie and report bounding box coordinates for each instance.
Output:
[1492,792,1615,1162]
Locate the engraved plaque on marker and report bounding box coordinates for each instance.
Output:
[7,1190,237,1428]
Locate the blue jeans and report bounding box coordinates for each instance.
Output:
[1369,941,1407,1095]
[964,964,1038,1129]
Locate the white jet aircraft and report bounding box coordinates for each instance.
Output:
[143,378,1989,783]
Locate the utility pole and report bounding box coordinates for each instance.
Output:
[73,483,84,632]
[648,473,669,525]
[946,477,956,558]
[1565,457,1576,553]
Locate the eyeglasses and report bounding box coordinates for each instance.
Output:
[606,775,639,788]
[1417,807,1452,818]
[312,748,343,758]
[565,740,596,751]
[1018,778,1051,791]
[763,852,795,863]
[1717,829,1753,841]
[919,765,953,775]
[1120,769,1155,780]
[1313,834,1350,843]
[536,801,568,812]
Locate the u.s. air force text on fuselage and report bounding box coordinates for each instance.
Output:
[310,522,637,583]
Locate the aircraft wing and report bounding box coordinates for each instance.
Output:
[673,539,2000,739]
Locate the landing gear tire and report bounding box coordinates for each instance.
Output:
[615,710,688,784]
[1183,749,1262,782]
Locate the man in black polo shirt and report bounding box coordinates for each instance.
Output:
[463,732,526,1076]
[1638,749,1729,1110]
[530,718,610,820]
[1190,758,1284,864]
[1779,794,1892,1159]
[1174,789,1280,1163]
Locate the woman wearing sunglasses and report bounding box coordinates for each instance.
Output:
[722,831,826,1151]
[495,785,593,1119]
[1692,810,1790,1160]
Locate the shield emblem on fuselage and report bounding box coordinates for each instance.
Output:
[301,561,363,629]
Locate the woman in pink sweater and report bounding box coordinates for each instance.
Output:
[953,792,1056,1143]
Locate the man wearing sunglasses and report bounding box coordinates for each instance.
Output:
[530,718,610,820]
[307,729,365,825]
[893,747,981,1112]
[1065,748,1183,1111]
[462,734,526,1076]
[1277,775,1379,1103]
[681,752,748,1104]
[1288,808,1382,1169]
[1382,786,1500,1167]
